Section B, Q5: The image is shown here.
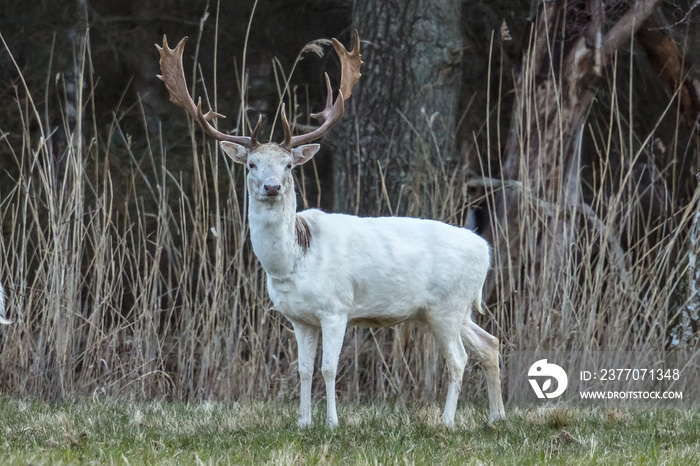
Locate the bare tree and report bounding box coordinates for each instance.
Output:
[480,0,700,345]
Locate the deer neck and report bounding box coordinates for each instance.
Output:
[247,191,302,279]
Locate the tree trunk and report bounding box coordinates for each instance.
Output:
[636,12,700,203]
[485,0,662,344]
[329,0,463,215]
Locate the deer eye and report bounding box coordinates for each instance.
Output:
[248,162,257,170]
[286,163,293,170]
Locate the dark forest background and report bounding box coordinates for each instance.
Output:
[0,0,699,403]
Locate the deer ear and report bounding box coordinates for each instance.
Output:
[291,144,320,166]
[220,141,249,165]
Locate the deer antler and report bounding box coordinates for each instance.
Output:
[281,29,363,149]
[156,35,261,148]
[157,31,361,150]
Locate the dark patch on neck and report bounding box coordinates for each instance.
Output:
[295,216,311,253]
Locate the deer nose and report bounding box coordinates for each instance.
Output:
[264,183,281,196]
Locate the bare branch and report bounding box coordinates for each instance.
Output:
[602,0,664,65]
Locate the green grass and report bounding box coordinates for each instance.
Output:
[0,398,698,465]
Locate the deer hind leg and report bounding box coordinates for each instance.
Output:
[430,317,469,427]
[291,320,319,428]
[461,320,505,421]
[320,315,348,429]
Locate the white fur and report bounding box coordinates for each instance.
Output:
[222,141,505,427]
[0,281,11,325]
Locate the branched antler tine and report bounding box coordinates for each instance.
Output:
[332,29,362,101]
[156,35,256,147]
[286,31,361,148]
[281,103,293,148]
[250,114,262,146]
[201,109,226,122]
[156,36,198,116]
[310,73,335,121]
[287,94,344,149]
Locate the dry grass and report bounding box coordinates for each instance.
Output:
[0,17,698,411]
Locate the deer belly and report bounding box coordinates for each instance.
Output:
[268,276,426,327]
[348,314,416,327]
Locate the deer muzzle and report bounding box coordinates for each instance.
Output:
[264,183,282,197]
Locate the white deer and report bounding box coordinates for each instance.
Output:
[157,31,505,427]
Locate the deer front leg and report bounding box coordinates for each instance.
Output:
[320,315,348,429]
[433,327,469,427]
[291,320,319,428]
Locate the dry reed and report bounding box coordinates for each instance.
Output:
[0,25,697,406]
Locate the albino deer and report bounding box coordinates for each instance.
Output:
[156,31,505,427]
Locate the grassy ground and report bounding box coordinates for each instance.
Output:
[0,398,698,465]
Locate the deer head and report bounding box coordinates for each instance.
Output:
[155,31,362,201]
[219,142,322,201]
